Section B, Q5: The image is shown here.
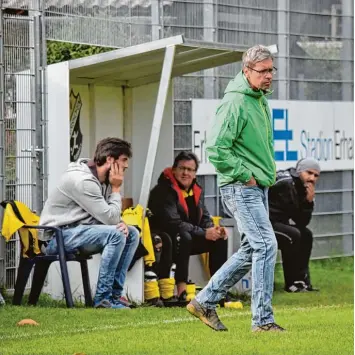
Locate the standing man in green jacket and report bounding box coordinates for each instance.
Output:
[187,45,285,332]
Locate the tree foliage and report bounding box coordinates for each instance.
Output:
[46,41,115,65]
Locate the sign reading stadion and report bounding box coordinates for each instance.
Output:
[192,100,354,175]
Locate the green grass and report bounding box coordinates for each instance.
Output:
[0,257,353,355]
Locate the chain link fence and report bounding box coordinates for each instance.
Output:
[0,1,46,289]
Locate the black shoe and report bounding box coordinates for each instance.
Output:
[285,281,307,293]
[178,290,187,301]
[186,299,228,331]
[294,281,307,289]
[161,296,181,307]
[253,323,286,332]
[285,285,302,293]
[146,297,164,307]
[176,290,189,306]
[305,284,320,292]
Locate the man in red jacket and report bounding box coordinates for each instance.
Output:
[148,152,228,303]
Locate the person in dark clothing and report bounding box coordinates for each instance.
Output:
[150,231,173,280]
[268,157,321,293]
[148,152,228,302]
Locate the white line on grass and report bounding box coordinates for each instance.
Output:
[1,303,351,341]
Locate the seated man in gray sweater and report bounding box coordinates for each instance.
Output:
[39,137,139,309]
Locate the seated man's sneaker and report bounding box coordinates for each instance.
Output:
[94,298,130,309]
[146,297,164,307]
[178,290,187,301]
[186,298,228,331]
[252,323,286,332]
[285,281,307,293]
[112,295,136,308]
[293,280,307,290]
[161,295,180,307]
[176,290,189,307]
[305,284,320,292]
[293,281,319,292]
[178,291,189,306]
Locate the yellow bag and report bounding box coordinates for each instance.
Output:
[122,204,155,266]
[1,200,41,258]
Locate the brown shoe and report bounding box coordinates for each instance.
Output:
[252,323,286,332]
[186,299,228,331]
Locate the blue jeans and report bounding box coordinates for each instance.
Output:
[195,182,277,327]
[46,224,140,302]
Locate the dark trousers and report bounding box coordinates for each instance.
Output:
[273,222,313,288]
[173,231,228,283]
[153,232,173,279]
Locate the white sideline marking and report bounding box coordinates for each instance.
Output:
[1,304,351,341]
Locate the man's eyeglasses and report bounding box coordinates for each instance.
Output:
[247,66,277,76]
[177,166,196,173]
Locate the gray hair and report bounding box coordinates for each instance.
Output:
[242,45,273,68]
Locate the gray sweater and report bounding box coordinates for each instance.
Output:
[39,159,122,241]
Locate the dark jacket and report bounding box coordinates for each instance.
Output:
[268,168,314,227]
[148,168,214,237]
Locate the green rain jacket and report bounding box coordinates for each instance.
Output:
[206,71,276,187]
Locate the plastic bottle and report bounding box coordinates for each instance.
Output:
[169,263,176,279]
